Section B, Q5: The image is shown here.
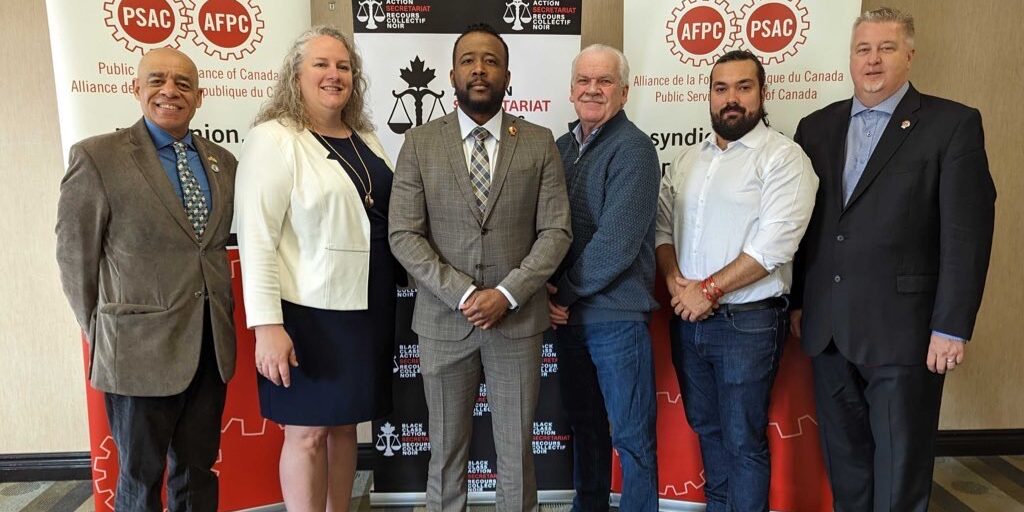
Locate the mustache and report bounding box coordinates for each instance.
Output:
[719,104,746,116]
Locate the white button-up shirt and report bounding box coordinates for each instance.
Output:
[455,108,518,308]
[655,122,818,304]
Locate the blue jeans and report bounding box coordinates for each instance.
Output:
[555,321,659,512]
[669,305,787,512]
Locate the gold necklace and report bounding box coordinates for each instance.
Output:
[312,130,375,208]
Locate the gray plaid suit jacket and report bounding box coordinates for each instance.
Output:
[389,112,571,340]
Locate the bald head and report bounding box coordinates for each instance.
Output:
[133,48,203,138]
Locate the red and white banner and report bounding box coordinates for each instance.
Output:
[46,0,308,161]
[80,251,285,511]
[46,1,310,510]
[624,1,862,510]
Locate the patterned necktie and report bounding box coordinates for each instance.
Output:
[172,141,208,239]
[468,126,491,213]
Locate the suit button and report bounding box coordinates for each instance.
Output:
[833,275,842,283]
[201,249,207,256]
[194,291,204,298]
[475,264,484,270]
[480,228,489,236]
[836,235,845,242]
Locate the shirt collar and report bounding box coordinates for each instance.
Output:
[457,107,503,143]
[572,123,603,147]
[851,81,910,117]
[143,117,195,151]
[701,120,771,152]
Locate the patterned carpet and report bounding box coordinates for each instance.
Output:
[2,456,1022,511]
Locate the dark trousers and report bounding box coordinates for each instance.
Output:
[812,342,944,512]
[104,307,226,512]
[669,306,787,512]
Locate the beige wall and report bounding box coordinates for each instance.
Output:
[859,0,1024,428]
[2,0,1019,455]
[0,1,90,453]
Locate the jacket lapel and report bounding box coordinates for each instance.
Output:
[828,101,852,217]
[128,119,196,240]
[193,137,225,240]
[843,85,921,212]
[441,114,484,223]
[482,114,517,225]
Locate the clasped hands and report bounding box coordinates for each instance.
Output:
[546,283,569,329]
[461,288,509,330]
[668,276,717,322]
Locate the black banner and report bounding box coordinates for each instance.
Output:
[352,0,582,35]
[372,289,574,493]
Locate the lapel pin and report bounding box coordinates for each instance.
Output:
[207,155,220,173]
[900,120,911,130]
[508,125,518,137]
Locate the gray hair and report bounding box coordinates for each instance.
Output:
[854,7,915,47]
[254,25,372,132]
[571,44,630,86]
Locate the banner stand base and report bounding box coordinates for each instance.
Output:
[370,490,575,507]
[610,494,706,511]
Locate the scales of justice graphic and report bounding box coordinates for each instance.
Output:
[356,0,385,30]
[388,57,447,134]
[504,0,532,31]
[376,422,402,457]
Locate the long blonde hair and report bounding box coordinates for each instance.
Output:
[254,25,373,132]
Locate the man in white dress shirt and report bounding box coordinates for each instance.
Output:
[654,50,817,512]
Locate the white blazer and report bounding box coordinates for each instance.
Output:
[235,119,394,327]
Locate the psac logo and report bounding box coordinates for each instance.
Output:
[103,0,265,60]
[665,0,808,66]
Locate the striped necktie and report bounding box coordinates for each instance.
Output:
[468,126,491,213]
[172,141,208,239]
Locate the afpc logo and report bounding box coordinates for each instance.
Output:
[665,0,808,67]
[103,0,264,61]
[189,0,264,60]
[665,0,739,66]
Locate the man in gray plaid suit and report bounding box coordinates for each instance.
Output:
[389,24,571,512]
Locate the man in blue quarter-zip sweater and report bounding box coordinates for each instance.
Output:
[548,44,662,512]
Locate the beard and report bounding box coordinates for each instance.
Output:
[455,79,506,118]
[711,103,765,142]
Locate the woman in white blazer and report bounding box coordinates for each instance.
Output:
[235,26,399,511]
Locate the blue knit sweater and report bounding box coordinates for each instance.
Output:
[552,110,661,324]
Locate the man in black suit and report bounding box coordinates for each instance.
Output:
[791,7,995,511]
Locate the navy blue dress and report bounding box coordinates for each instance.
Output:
[257,132,395,426]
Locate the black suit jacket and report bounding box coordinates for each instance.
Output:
[792,84,995,366]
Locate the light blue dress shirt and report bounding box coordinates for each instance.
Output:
[842,82,909,204]
[143,118,213,212]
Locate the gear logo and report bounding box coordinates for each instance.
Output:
[739,0,809,64]
[103,0,190,54]
[187,0,264,61]
[665,0,739,67]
